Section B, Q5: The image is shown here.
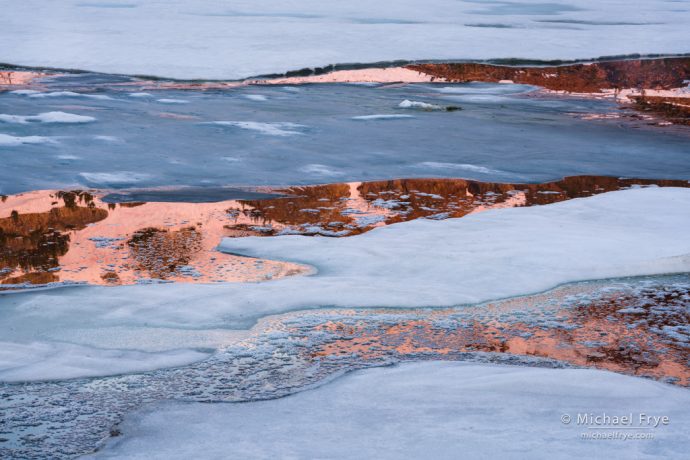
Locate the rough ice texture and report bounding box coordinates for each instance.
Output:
[0,341,209,382]
[1,1,689,79]
[91,362,690,459]
[2,188,690,335]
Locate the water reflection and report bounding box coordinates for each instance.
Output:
[1,175,688,289]
[234,175,690,236]
[305,280,690,385]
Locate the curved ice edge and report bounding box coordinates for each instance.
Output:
[87,355,579,456]
[90,360,690,459]
[2,52,689,83]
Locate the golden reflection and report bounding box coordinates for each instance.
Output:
[0,190,307,289]
[1,175,688,289]
[305,284,690,385]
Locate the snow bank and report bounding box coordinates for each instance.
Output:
[0,111,96,124]
[91,362,690,459]
[0,341,209,382]
[2,187,689,333]
[1,1,688,79]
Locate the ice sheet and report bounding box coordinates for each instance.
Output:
[1,1,689,79]
[91,361,690,459]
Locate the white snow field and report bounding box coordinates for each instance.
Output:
[1,187,690,381]
[1,0,689,79]
[91,362,690,459]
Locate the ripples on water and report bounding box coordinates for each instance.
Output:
[1,73,690,195]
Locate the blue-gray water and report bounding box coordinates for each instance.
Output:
[1,74,688,195]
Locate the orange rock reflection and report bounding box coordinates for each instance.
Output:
[0,190,307,289]
[232,175,690,237]
[303,282,690,385]
[1,175,688,289]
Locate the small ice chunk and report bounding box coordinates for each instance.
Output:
[0,111,96,124]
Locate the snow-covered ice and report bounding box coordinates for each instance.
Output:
[90,362,690,459]
[0,341,209,382]
[1,1,689,79]
[399,99,446,110]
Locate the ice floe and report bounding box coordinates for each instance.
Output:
[0,133,56,146]
[14,90,113,100]
[351,114,414,120]
[1,1,688,79]
[244,94,268,101]
[418,161,502,175]
[300,163,344,176]
[399,99,445,110]
[206,121,306,136]
[156,98,189,104]
[91,362,690,459]
[0,111,96,124]
[79,171,153,185]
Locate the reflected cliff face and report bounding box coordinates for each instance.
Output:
[282,279,690,385]
[1,176,688,289]
[0,191,308,290]
[233,175,690,237]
